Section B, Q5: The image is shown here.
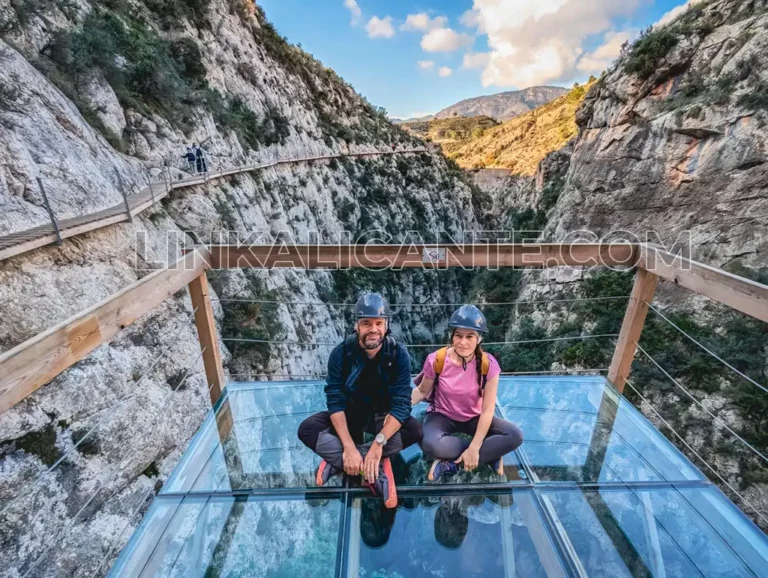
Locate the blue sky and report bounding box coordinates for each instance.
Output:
[258,0,690,119]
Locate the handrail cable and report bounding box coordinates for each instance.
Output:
[221,334,620,347]
[211,295,631,308]
[224,368,610,380]
[633,342,768,466]
[624,379,768,526]
[0,306,200,518]
[645,301,768,395]
[22,348,208,577]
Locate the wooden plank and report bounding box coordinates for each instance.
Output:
[0,248,211,414]
[209,243,639,270]
[188,273,226,405]
[607,267,659,392]
[637,244,768,323]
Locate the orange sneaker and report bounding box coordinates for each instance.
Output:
[315,460,341,486]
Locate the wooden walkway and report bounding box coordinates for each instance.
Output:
[0,148,426,262]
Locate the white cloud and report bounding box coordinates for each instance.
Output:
[401,13,448,32]
[344,0,362,26]
[366,16,396,39]
[438,66,454,77]
[421,27,473,52]
[471,0,644,88]
[418,60,435,70]
[463,51,491,69]
[656,0,705,29]
[577,29,636,74]
[460,8,481,29]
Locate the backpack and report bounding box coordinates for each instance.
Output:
[425,347,491,403]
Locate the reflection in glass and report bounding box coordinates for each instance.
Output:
[163,383,338,492]
[352,491,567,578]
[109,495,341,578]
[544,486,768,577]
[500,378,701,483]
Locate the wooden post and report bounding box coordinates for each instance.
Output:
[607,268,659,392]
[188,272,225,404]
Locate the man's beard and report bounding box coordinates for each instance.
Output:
[360,331,384,350]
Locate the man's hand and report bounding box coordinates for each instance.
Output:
[364,442,383,483]
[342,445,364,476]
[456,445,480,471]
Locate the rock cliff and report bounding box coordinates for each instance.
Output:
[0,1,486,574]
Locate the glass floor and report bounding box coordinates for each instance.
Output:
[109,377,768,577]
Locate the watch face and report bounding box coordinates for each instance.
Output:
[375,433,386,444]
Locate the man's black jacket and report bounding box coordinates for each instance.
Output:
[324,336,412,424]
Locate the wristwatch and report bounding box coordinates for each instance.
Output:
[374,433,388,446]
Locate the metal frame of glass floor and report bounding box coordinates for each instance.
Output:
[109,376,768,578]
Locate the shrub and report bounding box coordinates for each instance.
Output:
[624,26,679,78]
[738,81,768,111]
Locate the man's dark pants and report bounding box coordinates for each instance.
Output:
[298,405,423,470]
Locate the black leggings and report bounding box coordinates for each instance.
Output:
[420,412,524,463]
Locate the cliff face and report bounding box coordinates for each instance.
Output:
[475,0,768,529]
[551,0,768,262]
[0,1,485,575]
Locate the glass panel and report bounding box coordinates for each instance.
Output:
[109,495,341,578]
[498,377,702,483]
[395,403,527,486]
[351,490,567,578]
[496,376,608,414]
[164,383,338,492]
[544,486,768,577]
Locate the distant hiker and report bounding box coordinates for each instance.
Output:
[391,143,396,151]
[182,147,196,172]
[298,292,422,509]
[194,145,208,174]
[412,305,523,481]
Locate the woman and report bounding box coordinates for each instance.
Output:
[412,305,523,481]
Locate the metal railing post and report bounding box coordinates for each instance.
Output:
[145,170,155,203]
[115,171,133,223]
[163,160,170,194]
[36,177,62,246]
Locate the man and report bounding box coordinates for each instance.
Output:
[298,292,422,508]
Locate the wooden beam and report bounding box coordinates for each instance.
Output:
[209,243,639,270]
[607,268,659,392]
[637,244,768,324]
[0,248,211,415]
[188,272,226,405]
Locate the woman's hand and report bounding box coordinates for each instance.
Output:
[411,388,426,405]
[456,445,480,471]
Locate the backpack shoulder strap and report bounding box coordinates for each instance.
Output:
[481,352,490,376]
[434,347,448,377]
[480,352,491,388]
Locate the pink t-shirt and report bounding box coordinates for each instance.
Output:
[421,350,501,421]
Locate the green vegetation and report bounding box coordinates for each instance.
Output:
[10,424,62,466]
[623,26,679,78]
[208,271,287,368]
[26,0,287,149]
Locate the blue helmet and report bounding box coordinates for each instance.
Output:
[448,305,487,333]
[354,292,391,319]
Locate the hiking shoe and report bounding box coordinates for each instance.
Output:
[315,460,341,487]
[428,459,460,482]
[491,457,504,476]
[362,458,398,509]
